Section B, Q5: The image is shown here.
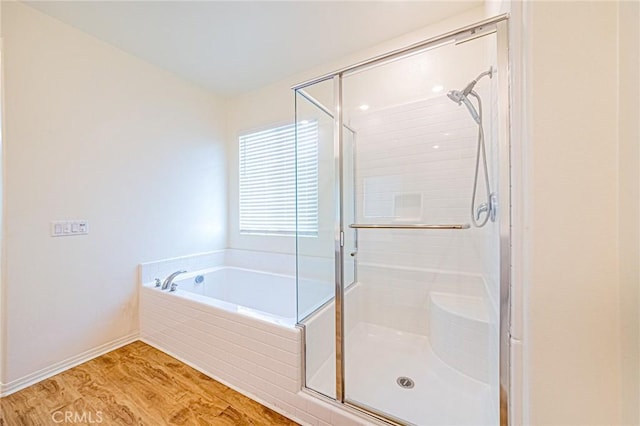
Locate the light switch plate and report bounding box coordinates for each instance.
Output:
[51,220,88,237]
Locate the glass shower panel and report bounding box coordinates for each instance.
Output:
[295,80,337,398]
[341,34,500,425]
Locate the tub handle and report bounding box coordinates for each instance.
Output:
[169,283,178,292]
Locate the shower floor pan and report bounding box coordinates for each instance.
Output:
[307,322,494,425]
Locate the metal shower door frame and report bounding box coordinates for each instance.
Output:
[294,14,512,426]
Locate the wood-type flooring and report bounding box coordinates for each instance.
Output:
[0,341,298,426]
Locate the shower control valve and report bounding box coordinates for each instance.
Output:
[489,193,498,222]
[476,193,498,223]
[475,203,489,220]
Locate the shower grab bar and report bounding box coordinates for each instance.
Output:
[349,224,470,230]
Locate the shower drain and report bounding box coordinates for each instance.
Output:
[396,376,415,389]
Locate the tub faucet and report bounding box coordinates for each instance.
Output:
[161,270,187,290]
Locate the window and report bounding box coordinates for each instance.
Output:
[239,121,318,236]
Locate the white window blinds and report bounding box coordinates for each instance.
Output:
[239,121,318,236]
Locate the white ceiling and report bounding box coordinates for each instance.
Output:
[25,1,482,97]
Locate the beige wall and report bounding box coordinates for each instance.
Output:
[524,1,622,424]
[618,1,640,424]
[0,3,226,388]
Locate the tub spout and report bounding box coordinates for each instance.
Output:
[161,270,187,290]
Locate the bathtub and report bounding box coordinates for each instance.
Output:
[139,252,370,426]
[140,269,303,416]
[162,266,331,326]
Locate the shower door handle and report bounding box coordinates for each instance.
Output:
[349,224,470,230]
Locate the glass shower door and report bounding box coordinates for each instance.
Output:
[340,33,500,426]
[295,79,338,399]
[295,18,508,426]
[296,79,357,401]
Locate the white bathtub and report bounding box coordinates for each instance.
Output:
[139,251,372,426]
[166,266,332,327]
[140,272,303,419]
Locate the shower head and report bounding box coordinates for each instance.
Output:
[447,67,493,124]
[448,90,480,124]
[447,89,465,105]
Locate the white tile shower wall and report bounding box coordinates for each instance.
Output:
[140,287,376,426]
[351,88,494,273]
[353,96,477,225]
[355,228,487,273]
[466,73,500,416]
[358,264,486,336]
[349,88,500,402]
[466,80,500,321]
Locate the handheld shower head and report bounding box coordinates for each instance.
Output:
[443,68,495,228]
[446,67,493,124]
[447,89,464,105]
[448,90,480,124]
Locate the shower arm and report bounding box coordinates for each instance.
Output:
[462,68,494,96]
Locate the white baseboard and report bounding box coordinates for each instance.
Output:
[0,333,140,397]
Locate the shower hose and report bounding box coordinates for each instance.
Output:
[468,90,491,228]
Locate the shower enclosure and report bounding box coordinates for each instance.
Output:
[295,16,510,426]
